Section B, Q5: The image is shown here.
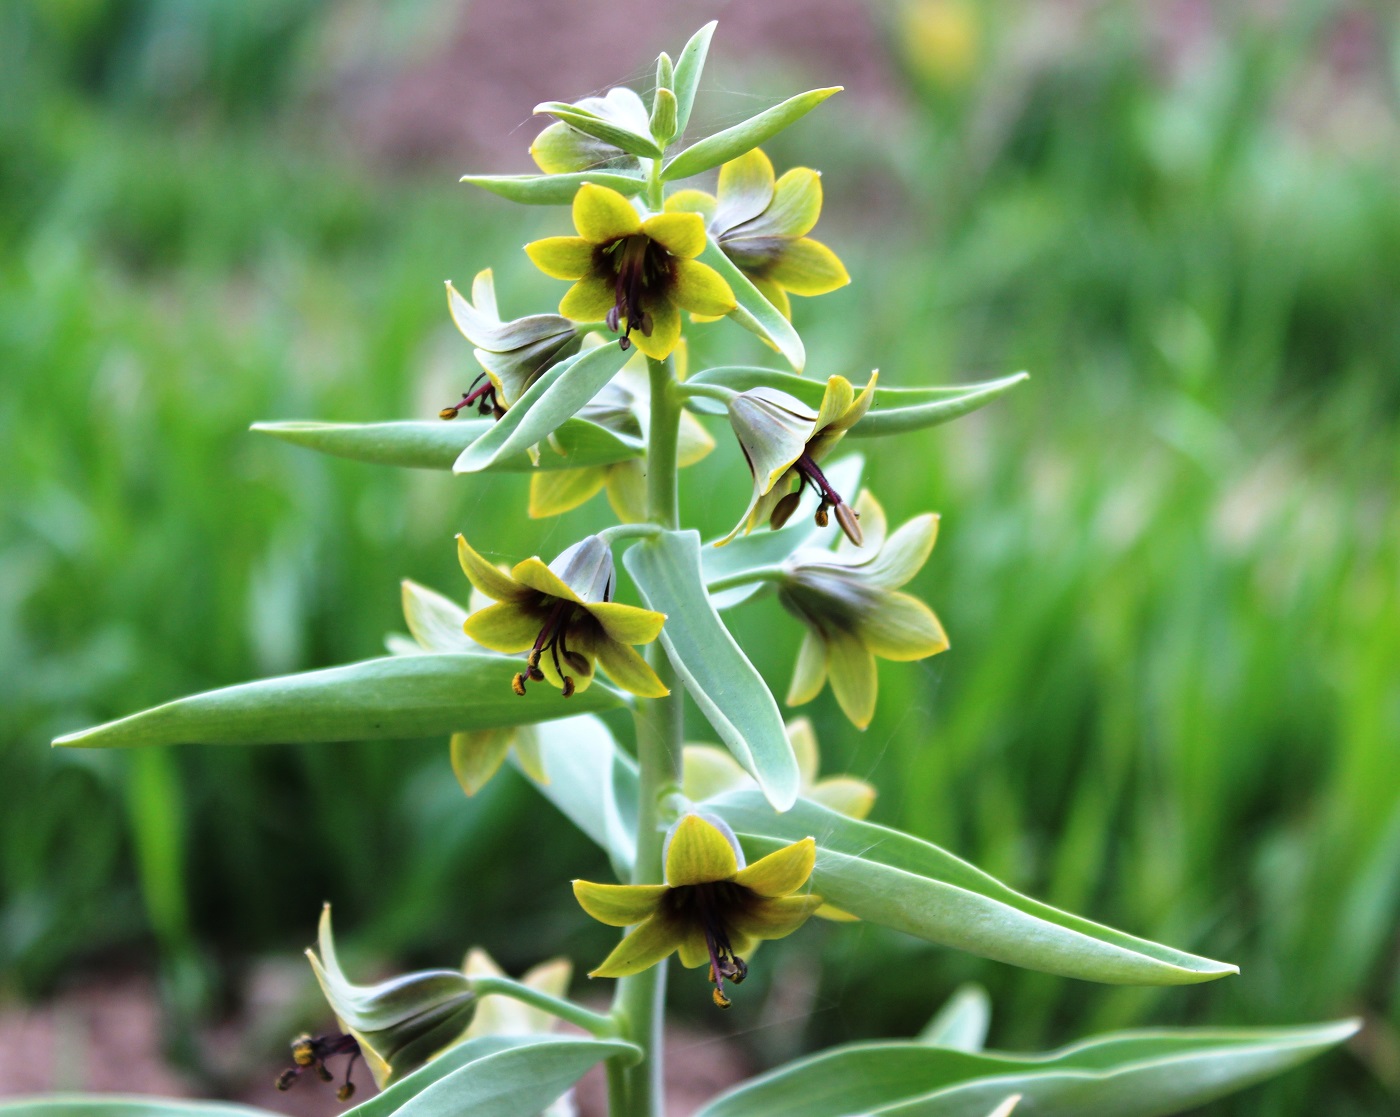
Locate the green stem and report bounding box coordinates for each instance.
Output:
[469,976,617,1037]
[609,354,685,1117]
[645,158,665,213]
[676,381,738,404]
[705,565,786,595]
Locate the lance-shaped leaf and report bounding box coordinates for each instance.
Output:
[671,21,716,137]
[661,87,842,182]
[534,102,665,159]
[455,343,633,473]
[252,418,641,473]
[690,368,1030,435]
[701,455,865,610]
[693,1019,1358,1117]
[919,984,993,1052]
[0,1104,275,1117]
[699,240,805,372]
[713,793,1238,985]
[341,1033,640,1117]
[460,171,646,206]
[52,654,623,750]
[510,713,639,880]
[625,531,799,812]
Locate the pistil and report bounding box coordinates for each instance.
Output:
[440,373,502,420]
[605,235,655,349]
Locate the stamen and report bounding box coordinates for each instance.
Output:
[692,882,748,1009]
[440,375,499,420]
[794,453,861,546]
[516,600,581,696]
[608,235,658,348]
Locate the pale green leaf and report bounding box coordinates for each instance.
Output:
[919,984,992,1052]
[694,1020,1358,1117]
[252,418,641,473]
[713,794,1238,984]
[455,344,634,473]
[53,655,623,750]
[460,172,646,205]
[689,369,1030,435]
[0,1102,274,1117]
[624,531,799,812]
[671,21,716,137]
[661,87,841,182]
[698,241,805,372]
[534,103,665,159]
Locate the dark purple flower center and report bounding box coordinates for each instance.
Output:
[666,880,750,1008]
[602,234,673,350]
[277,1032,361,1101]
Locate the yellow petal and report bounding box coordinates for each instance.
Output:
[808,776,877,820]
[664,188,718,221]
[858,593,950,661]
[630,298,681,360]
[752,274,792,320]
[674,923,712,969]
[589,915,685,978]
[559,274,616,321]
[462,602,541,653]
[573,183,642,244]
[457,534,531,603]
[603,459,648,524]
[641,211,707,258]
[814,375,855,434]
[665,814,740,887]
[529,467,607,518]
[727,893,824,940]
[768,237,851,296]
[536,635,595,693]
[510,556,583,603]
[766,167,823,237]
[815,903,860,922]
[716,148,776,228]
[677,409,716,468]
[573,880,668,927]
[827,629,878,729]
[513,726,548,784]
[584,601,666,645]
[583,629,669,698]
[450,729,512,796]
[786,629,829,707]
[525,236,595,280]
[682,744,753,802]
[731,837,815,897]
[671,258,736,317]
[786,716,820,788]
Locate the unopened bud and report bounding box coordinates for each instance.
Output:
[650,86,678,144]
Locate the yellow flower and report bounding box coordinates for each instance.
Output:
[666,148,849,319]
[574,813,821,1008]
[779,492,949,729]
[526,183,735,359]
[457,533,668,699]
[720,371,877,547]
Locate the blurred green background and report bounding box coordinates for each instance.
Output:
[2,0,1398,1113]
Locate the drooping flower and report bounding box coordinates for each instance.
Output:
[526,184,735,359]
[667,148,849,319]
[574,813,821,1008]
[306,905,478,1090]
[439,269,581,419]
[778,491,949,729]
[720,372,877,547]
[275,1031,361,1101]
[530,88,650,176]
[528,339,714,522]
[457,533,668,698]
[682,717,876,819]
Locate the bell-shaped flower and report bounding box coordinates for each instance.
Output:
[529,340,714,522]
[306,905,478,1090]
[778,492,949,729]
[720,372,876,547]
[457,533,668,698]
[526,184,735,359]
[682,717,875,819]
[440,269,582,419]
[574,813,821,1008]
[530,87,649,176]
[667,148,849,319]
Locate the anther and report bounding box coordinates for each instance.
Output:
[834,502,863,547]
[512,673,528,696]
[814,504,829,527]
[770,491,802,530]
[712,987,732,1009]
[561,676,575,698]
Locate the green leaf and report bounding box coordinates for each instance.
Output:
[534,103,665,159]
[699,241,805,373]
[511,713,639,880]
[252,418,641,473]
[671,21,716,137]
[349,1034,640,1117]
[455,344,634,473]
[0,1103,274,1117]
[661,87,842,182]
[460,172,646,205]
[919,983,992,1052]
[702,455,864,610]
[693,1020,1358,1117]
[689,368,1030,435]
[53,654,624,750]
[712,794,1239,985]
[624,531,799,812]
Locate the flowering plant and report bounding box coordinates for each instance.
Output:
[28,22,1355,1117]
